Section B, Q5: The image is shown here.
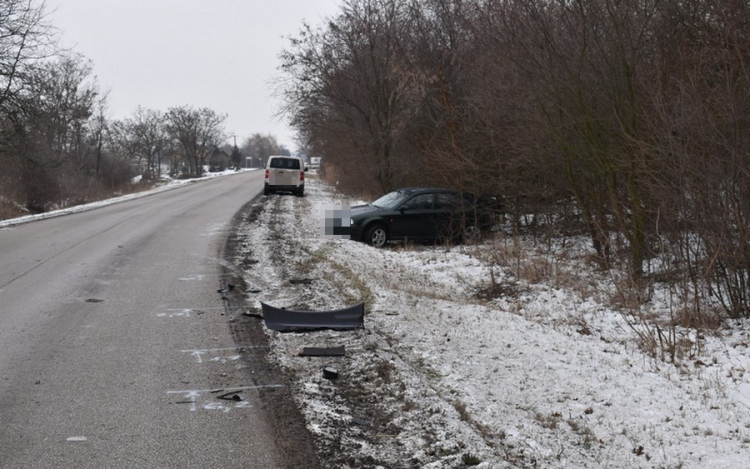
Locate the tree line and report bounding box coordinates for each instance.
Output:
[281,0,750,320]
[0,0,289,220]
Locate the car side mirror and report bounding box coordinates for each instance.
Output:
[304,167,309,172]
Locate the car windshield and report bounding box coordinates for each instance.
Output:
[269,158,300,170]
[371,190,411,209]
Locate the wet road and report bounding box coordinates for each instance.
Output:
[0,171,308,468]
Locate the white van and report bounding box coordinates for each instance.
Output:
[264,155,307,196]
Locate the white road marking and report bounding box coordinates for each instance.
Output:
[178,275,207,281]
[208,355,241,364]
[180,346,266,363]
[155,307,223,318]
[157,308,194,318]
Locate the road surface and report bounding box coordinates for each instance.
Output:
[0,171,318,468]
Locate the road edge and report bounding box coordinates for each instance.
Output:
[218,195,324,469]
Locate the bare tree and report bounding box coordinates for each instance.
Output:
[14,52,101,211]
[124,107,168,177]
[280,0,420,194]
[240,133,288,168]
[638,0,750,319]
[0,0,54,115]
[165,106,226,177]
[0,0,54,215]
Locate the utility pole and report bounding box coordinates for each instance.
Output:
[230,134,241,169]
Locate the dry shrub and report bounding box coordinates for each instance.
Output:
[623,313,709,366]
[670,302,722,330]
[517,256,553,284]
[474,271,521,301]
[59,179,109,207]
[610,277,647,312]
[535,412,561,430]
[473,235,605,301]
[0,169,25,220]
[0,201,25,221]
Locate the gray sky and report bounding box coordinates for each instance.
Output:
[48,0,343,151]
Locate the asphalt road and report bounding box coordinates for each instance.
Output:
[0,171,316,468]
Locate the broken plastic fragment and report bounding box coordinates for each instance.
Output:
[289,278,314,285]
[323,366,339,380]
[217,391,246,401]
[217,284,236,293]
[299,345,346,357]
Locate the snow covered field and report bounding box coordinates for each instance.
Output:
[233,177,750,468]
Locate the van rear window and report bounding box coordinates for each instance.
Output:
[269,158,300,170]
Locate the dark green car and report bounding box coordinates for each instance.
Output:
[349,188,492,247]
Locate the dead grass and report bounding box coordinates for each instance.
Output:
[566,418,599,449]
[535,411,562,430]
[474,274,522,301]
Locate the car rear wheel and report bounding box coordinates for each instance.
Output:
[365,224,388,248]
[463,225,481,243]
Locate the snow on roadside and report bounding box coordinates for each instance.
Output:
[234,177,750,468]
[0,169,257,229]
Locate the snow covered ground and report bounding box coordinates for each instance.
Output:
[233,177,750,468]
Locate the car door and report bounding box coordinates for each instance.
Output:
[389,193,436,240]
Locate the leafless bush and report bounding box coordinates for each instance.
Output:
[277,0,750,321]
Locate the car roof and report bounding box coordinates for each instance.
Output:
[394,187,457,195]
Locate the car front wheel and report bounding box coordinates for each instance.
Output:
[364,224,388,248]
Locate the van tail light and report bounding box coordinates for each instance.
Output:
[300,171,305,181]
[265,169,269,180]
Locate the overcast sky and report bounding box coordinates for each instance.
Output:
[48,0,343,151]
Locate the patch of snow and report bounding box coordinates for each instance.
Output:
[0,168,257,229]
[235,178,750,468]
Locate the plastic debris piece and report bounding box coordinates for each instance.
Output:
[299,345,346,357]
[323,366,339,380]
[217,284,236,293]
[289,278,314,285]
[217,391,246,401]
